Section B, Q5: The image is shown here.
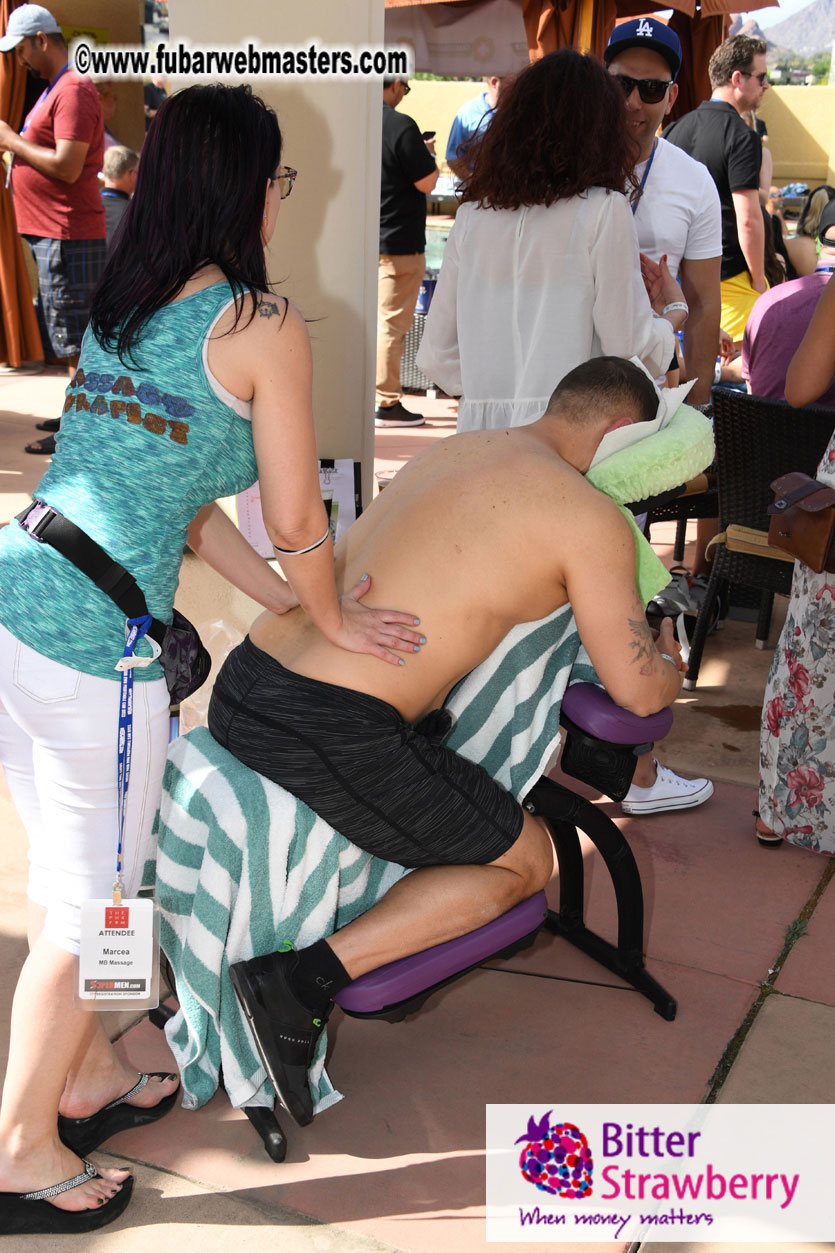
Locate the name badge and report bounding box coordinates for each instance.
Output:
[78,898,159,1011]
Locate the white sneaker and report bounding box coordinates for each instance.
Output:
[621,760,714,816]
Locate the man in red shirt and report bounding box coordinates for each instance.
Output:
[0,4,106,453]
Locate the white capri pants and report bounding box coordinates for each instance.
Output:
[0,621,169,954]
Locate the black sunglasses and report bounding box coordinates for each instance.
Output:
[611,72,673,104]
[739,70,769,86]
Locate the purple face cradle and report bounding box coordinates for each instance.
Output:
[607,46,678,162]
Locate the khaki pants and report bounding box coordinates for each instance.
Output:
[376,252,425,409]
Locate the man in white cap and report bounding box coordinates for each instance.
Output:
[0,4,105,453]
[604,19,721,407]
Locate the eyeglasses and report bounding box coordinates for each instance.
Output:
[739,70,769,86]
[400,81,411,95]
[611,73,673,104]
[275,166,297,200]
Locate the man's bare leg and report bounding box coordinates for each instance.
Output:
[230,811,556,1125]
[328,811,556,978]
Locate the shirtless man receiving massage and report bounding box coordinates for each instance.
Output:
[210,357,687,1126]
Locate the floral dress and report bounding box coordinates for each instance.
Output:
[759,431,835,854]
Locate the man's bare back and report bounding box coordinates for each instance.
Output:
[250,424,638,722]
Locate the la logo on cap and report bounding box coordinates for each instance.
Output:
[636,18,654,35]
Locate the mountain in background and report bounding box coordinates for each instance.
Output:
[755,0,834,55]
[730,14,771,40]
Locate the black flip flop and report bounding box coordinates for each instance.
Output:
[1,1162,134,1235]
[36,418,60,432]
[24,434,56,455]
[58,1072,180,1155]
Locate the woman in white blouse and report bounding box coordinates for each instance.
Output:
[417,49,688,432]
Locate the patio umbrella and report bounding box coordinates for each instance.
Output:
[387,0,780,114]
[0,0,44,366]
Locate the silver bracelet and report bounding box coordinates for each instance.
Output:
[660,653,678,667]
[662,301,689,322]
[272,524,331,556]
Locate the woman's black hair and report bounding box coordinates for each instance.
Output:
[460,50,638,211]
[90,83,282,362]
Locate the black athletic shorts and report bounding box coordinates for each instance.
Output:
[207,636,524,868]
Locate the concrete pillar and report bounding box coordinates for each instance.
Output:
[172,0,382,481]
[168,0,384,647]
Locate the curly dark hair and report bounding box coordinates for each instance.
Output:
[459,50,637,211]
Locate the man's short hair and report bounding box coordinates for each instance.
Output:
[708,35,767,89]
[103,145,138,182]
[545,357,660,425]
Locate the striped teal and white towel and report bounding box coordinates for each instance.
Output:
[150,602,595,1114]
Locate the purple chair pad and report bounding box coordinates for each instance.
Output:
[334,890,548,1014]
[562,682,673,744]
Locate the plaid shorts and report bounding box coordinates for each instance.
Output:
[23,236,106,359]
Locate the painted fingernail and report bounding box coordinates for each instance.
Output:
[361,573,369,581]
[398,658,405,665]
[413,644,420,652]
[98,1198,105,1206]
[419,636,426,644]
[413,618,420,625]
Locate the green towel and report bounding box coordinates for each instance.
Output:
[586,403,715,604]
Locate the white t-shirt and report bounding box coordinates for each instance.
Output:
[416,187,674,433]
[632,137,721,280]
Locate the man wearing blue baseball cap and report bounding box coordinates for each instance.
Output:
[662,34,770,346]
[604,18,721,407]
[0,4,106,453]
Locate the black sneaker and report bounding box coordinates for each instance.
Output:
[374,401,425,428]
[229,950,329,1126]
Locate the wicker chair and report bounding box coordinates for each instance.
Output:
[643,472,717,563]
[682,389,835,690]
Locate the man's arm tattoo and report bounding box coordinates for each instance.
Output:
[628,616,658,675]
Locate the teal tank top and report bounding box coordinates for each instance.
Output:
[0,283,258,681]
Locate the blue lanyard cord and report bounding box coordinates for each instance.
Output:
[631,140,657,216]
[7,63,71,191]
[814,266,835,274]
[20,62,70,134]
[115,614,153,899]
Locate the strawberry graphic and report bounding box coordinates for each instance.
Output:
[516,1112,593,1198]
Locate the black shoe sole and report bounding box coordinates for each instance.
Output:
[229,963,315,1127]
[1,1174,134,1234]
[58,1075,180,1155]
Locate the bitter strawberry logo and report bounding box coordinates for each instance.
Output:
[105,907,129,928]
[516,1112,593,1198]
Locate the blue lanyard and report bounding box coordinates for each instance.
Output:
[814,265,835,274]
[631,140,657,216]
[114,614,154,897]
[20,62,69,134]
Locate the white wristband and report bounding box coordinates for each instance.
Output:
[662,301,689,323]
